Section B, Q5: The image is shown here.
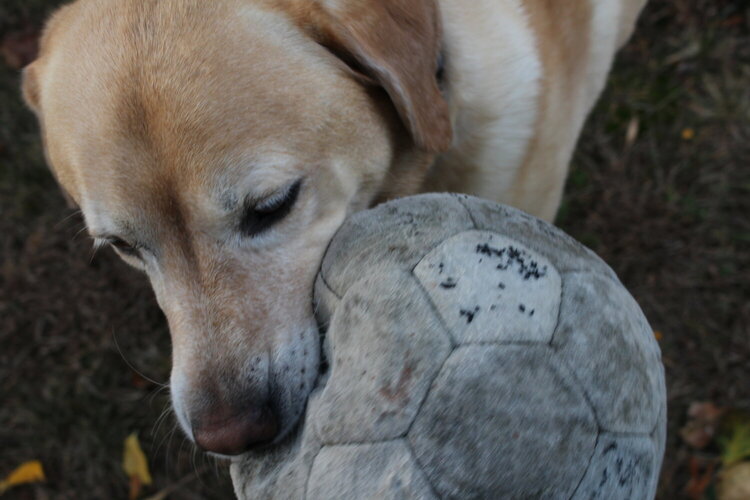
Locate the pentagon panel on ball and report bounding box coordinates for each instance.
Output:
[231,193,667,500]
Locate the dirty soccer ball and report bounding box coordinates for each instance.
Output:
[231,194,667,500]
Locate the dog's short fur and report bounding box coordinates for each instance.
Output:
[23,0,646,455]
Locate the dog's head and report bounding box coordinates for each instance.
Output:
[22,0,450,456]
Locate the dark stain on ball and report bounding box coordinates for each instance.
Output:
[476,243,548,280]
[599,468,610,489]
[460,306,480,324]
[440,277,457,289]
[379,358,415,405]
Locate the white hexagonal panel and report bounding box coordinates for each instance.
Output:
[414,230,562,344]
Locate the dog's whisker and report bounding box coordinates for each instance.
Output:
[153,420,172,458]
[191,445,203,487]
[213,456,223,480]
[148,393,172,430]
[152,404,174,440]
[163,422,180,473]
[201,451,222,489]
[177,434,192,475]
[55,209,83,229]
[160,420,178,457]
[148,385,171,407]
[147,384,171,407]
[111,328,168,388]
[87,243,102,264]
[72,225,89,244]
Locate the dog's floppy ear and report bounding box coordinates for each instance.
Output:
[312,0,452,153]
[21,63,41,113]
[21,62,79,209]
[21,63,39,112]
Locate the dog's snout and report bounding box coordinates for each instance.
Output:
[193,405,278,456]
[169,326,321,455]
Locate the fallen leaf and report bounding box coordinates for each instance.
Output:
[718,462,750,500]
[719,412,750,467]
[681,402,726,450]
[625,117,640,148]
[123,433,152,500]
[682,128,696,140]
[722,15,745,27]
[685,456,716,500]
[0,460,45,494]
[654,330,664,341]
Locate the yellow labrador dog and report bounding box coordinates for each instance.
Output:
[23,0,646,456]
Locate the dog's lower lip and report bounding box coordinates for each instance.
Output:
[203,428,291,459]
[198,430,283,458]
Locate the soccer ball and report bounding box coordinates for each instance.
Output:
[231,194,667,499]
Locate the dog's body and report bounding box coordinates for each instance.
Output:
[428,0,645,219]
[24,0,646,456]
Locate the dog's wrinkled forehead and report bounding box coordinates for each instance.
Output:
[35,0,361,209]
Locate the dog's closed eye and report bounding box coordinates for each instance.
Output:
[241,179,302,237]
[109,237,141,259]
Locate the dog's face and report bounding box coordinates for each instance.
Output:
[23,0,450,456]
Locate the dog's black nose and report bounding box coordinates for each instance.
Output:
[193,405,278,456]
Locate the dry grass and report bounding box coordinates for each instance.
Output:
[1,0,748,498]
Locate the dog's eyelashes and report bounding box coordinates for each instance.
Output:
[110,237,141,258]
[241,179,302,237]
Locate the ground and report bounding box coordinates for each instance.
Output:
[0,0,748,498]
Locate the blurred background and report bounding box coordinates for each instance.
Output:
[0,0,748,498]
